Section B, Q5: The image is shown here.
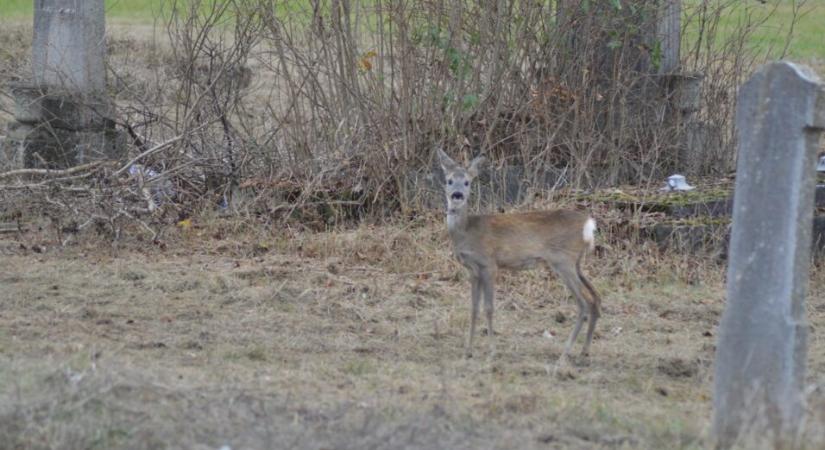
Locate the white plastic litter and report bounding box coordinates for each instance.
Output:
[128,163,159,180]
[817,155,825,172]
[128,164,176,204]
[661,174,695,191]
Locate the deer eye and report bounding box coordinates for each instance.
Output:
[447,179,453,185]
[464,181,469,187]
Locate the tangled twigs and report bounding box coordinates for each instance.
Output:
[112,135,185,178]
[0,161,110,181]
[0,157,172,244]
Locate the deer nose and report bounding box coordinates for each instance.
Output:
[451,192,464,200]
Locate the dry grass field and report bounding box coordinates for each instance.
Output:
[1,214,825,449]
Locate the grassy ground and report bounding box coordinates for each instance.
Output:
[683,0,825,61]
[2,1,824,60]
[0,0,158,20]
[1,215,824,449]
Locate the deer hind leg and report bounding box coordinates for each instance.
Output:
[466,275,482,358]
[550,261,589,359]
[577,256,601,357]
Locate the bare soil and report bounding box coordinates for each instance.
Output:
[2,218,824,450]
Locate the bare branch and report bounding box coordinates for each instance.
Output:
[0,161,108,180]
[112,135,185,178]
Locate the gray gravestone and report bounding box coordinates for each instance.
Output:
[712,62,825,447]
[656,0,680,74]
[1,0,121,170]
[33,0,106,94]
[555,1,701,175]
[556,0,682,75]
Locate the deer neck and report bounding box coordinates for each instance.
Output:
[446,204,469,238]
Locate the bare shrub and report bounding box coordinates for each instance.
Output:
[238,0,803,212]
[0,0,809,240]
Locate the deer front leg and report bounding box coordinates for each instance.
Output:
[465,275,482,358]
[480,268,495,338]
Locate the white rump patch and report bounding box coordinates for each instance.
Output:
[583,218,597,251]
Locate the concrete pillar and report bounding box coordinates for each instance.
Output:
[1,0,123,170]
[712,62,825,447]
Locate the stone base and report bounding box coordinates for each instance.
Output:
[9,82,112,131]
[3,121,126,170]
[645,215,825,260]
[646,222,730,258]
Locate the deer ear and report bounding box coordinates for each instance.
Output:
[436,148,458,173]
[467,156,486,179]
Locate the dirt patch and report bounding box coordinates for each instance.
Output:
[657,357,700,379]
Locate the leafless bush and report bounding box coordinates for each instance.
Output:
[240,0,801,211]
[0,0,807,239]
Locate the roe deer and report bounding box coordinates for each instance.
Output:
[436,149,601,359]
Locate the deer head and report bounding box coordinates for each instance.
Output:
[436,149,485,214]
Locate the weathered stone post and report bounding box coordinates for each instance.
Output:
[554,1,704,175]
[2,0,122,170]
[555,0,681,76]
[33,0,106,93]
[656,0,680,75]
[712,62,825,447]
